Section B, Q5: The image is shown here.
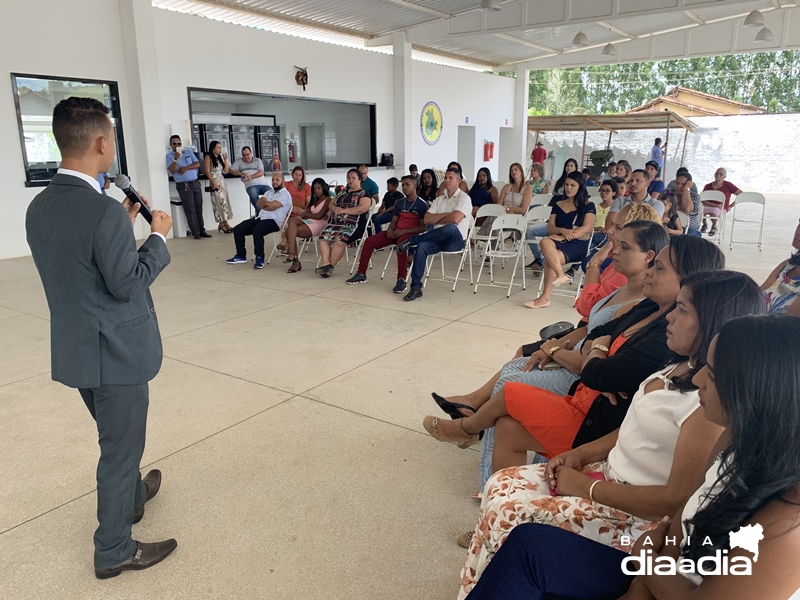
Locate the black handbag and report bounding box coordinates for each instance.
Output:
[539,321,575,341]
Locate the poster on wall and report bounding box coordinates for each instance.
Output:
[420,101,443,146]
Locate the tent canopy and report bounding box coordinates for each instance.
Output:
[527,111,697,134]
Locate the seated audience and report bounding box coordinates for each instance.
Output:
[418,169,438,203]
[666,167,699,195]
[613,175,627,198]
[346,176,428,293]
[285,178,332,273]
[436,161,470,195]
[563,178,619,282]
[226,172,292,269]
[574,204,662,320]
[468,167,499,217]
[616,161,632,195]
[605,169,665,230]
[478,163,532,238]
[458,270,765,599]
[701,167,743,235]
[603,161,618,180]
[395,168,472,302]
[278,166,311,250]
[371,177,403,234]
[424,236,724,466]
[582,168,595,186]
[434,218,669,506]
[527,162,549,195]
[552,158,578,196]
[523,172,596,309]
[227,146,271,210]
[465,314,800,600]
[408,163,420,188]
[357,164,380,203]
[660,191,684,236]
[645,160,665,198]
[761,219,800,315]
[315,169,371,278]
[674,171,702,236]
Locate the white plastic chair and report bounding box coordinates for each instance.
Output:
[265,214,293,264]
[677,211,689,229]
[523,205,552,272]
[531,193,552,208]
[729,192,766,250]
[587,186,601,197]
[699,189,726,242]
[423,216,476,292]
[473,214,527,297]
[471,204,507,261]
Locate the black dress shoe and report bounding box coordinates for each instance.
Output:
[403,287,423,302]
[193,234,202,239]
[133,469,161,524]
[199,230,212,238]
[95,539,177,579]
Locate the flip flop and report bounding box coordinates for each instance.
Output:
[431,392,477,420]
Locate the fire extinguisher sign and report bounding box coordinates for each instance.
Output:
[420,101,443,146]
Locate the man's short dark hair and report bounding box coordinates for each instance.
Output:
[655,137,662,145]
[632,168,651,181]
[169,134,181,142]
[387,177,399,186]
[677,171,693,182]
[607,161,617,168]
[645,160,659,170]
[401,175,416,183]
[445,167,462,179]
[52,97,111,159]
[409,164,418,171]
[242,146,252,153]
[582,167,591,175]
[358,164,368,170]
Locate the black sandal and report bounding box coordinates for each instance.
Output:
[287,259,302,273]
[432,392,477,420]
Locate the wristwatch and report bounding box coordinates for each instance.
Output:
[547,345,562,358]
[590,344,609,353]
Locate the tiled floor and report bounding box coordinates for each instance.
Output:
[0,197,796,599]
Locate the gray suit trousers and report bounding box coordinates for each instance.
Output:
[78,384,149,569]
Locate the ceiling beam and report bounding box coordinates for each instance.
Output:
[597,21,636,40]
[381,0,452,20]
[683,10,706,25]
[494,33,559,55]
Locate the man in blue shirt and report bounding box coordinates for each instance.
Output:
[356,164,380,203]
[650,137,665,178]
[166,135,208,239]
[96,172,110,195]
[645,161,665,198]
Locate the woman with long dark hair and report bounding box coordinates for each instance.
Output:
[468,167,499,216]
[418,169,438,203]
[284,177,332,273]
[552,158,578,196]
[524,171,595,308]
[458,271,766,600]
[203,141,233,232]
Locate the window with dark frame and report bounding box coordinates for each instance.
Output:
[11,74,127,187]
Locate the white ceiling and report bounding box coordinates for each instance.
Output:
[153,0,800,70]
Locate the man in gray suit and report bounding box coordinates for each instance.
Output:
[26,97,177,579]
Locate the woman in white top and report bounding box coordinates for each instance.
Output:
[455,313,800,600]
[458,271,765,600]
[476,162,532,239]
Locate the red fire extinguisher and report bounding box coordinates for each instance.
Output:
[483,140,494,162]
[287,140,296,163]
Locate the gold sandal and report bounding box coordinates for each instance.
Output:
[422,416,480,448]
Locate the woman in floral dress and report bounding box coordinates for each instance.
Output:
[203,140,233,232]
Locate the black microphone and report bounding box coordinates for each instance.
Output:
[114,174,153,223]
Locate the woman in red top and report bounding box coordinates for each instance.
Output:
[279,166,312,250]
[701,167,743,236]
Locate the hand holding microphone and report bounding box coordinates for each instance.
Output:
[114,174,172,236]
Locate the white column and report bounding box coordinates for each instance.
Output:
[392,32,412,168]
[512,62,530,166]
[117,0,171,238]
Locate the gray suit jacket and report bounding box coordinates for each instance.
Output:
[26,173,171,389]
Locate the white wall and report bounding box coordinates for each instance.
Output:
[0,0,137,259]
[410,61,515,183]
[0,3,516,258]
